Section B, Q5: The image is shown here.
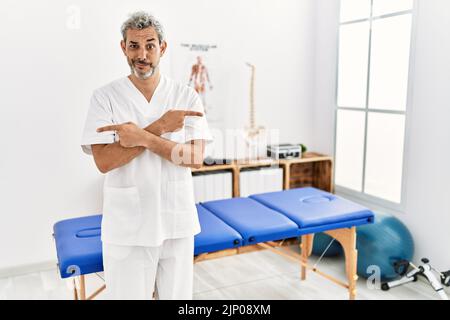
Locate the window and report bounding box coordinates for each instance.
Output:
[335,0,414,206]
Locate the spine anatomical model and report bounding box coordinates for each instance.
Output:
[245,62,264,138]
[243,62,265,160]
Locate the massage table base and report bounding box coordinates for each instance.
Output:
[70,227,358,300]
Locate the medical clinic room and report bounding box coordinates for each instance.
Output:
[1,0,450,303]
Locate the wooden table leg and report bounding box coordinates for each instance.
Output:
[73,278,78,300]
[344,228,358,300]
[79,275,86,300]
[324,227,358,300]
[300,234,314,280]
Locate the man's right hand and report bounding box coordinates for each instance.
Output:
[146,109,203,135]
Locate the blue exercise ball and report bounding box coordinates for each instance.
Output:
[356,212,414,280]
[311,232,343,257]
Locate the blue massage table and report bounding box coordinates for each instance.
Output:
[53,187,374,300]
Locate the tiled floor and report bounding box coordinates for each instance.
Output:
[0,246,444,300]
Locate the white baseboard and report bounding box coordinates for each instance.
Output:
[0,260,57,279]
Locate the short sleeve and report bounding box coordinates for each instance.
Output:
[80,90,116,155]
[184,90,214,144]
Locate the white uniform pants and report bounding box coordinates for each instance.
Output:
[102,236,194,300]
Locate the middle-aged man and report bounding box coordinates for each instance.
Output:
[81,11,213,299]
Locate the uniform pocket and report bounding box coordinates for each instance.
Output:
[102,186,143,240]
[165,179,195,212]
[102,243,134,261]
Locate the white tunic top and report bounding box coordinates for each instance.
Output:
[81,74,213,246]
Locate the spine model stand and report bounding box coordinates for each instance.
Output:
[382,258,450,300]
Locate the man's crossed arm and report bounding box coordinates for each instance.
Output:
[91,110,205,173]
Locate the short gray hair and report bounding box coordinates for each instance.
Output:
[121,11,165,44]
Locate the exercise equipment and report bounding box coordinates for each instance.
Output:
[356,212,414,280]
[381,258,450,300]
[311,232,343,257]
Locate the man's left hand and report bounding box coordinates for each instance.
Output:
[97,122,148,148]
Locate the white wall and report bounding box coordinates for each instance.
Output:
[0,0,316,271]
[402,0,450,269]
[312,0,339,155]
[313,0,450,269]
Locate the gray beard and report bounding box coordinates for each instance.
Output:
[131,63,158,80]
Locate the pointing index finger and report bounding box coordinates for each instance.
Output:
[183,111,204,117]
[96,124,122,133]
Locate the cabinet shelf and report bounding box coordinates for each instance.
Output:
[192,152,334,197]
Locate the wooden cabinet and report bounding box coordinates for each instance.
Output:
[192,152,334,196]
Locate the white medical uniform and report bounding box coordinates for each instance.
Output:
[81,74,213,299]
